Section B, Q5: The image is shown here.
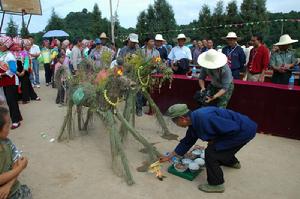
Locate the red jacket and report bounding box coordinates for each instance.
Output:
[0,67,16,87]
[247,44,270,73]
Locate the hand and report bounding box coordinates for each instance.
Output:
[19,71,25,77]
[258,75,265,82]
[172,65,178,71]
[0,184,11,199]
[205,96,215,104]
[200,88,206,93]
[278,67,286,73]
[193,145,206,150]
[17,157,28,170]
[159,155,171,163]
[283,64,290,71]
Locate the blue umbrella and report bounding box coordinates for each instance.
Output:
[43,30,69,38]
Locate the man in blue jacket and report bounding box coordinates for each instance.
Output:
[163,104,257,193]
[222,32,246,79]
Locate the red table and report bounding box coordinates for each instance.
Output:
[151,74,300,140]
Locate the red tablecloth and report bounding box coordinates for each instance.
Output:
[151,74,300,140]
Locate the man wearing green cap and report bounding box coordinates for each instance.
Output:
[162,104,257,193]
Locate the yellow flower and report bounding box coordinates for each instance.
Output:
[155,57,161,63]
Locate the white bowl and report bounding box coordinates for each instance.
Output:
[192,149,203,156]
[188,162,200,172]
[182,158,193,165]
[200,151,205,159]
[194,158,205,166]
[174,163,188,172]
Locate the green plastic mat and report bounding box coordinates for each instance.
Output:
[168,165,202,181]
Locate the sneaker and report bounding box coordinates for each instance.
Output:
[46,83,49,86]
[32,84,35,88]
[11,122,21,130]
[136,110,143,117]
[36,84,41,88]
[229,162,241,169]
[198,183,225,193]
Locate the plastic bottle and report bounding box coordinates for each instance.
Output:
[288,74,295,90]
[192,66,197,78]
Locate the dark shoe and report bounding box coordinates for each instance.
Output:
[136,110,143,117]
[198,183,225,193]
[11,122,21,130]
[34,97,41,101]
[229,162,241,169]
[22,101,30,104]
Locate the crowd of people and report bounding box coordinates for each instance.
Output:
[0,29,298,197]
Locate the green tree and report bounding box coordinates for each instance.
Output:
[136,11,148,37]
[91,3,102,38]
[211,1,225,44]
[136,0,177,43]
[5,17,18,37]
[198,4,212,39]
[153,0,177,42]
[20,21,30,38]
[45,8,65,32]
[225,1,241,24]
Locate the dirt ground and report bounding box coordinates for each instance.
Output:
[8,74,300,199]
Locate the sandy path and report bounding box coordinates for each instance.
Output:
[8,74,300,199]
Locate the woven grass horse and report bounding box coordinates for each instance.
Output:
[118,53,178,142]
[57,68,161,185]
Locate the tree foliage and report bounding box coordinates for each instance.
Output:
[136,0,177,43]
[5,17,18,37]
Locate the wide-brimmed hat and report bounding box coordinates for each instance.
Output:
[128,33,139,43]
[274,34,298,46]
[166,104,190,119]
[155,34,165,41]
[173,33,190,43]
[222,32,240,40]
[100,32,109,39]
[197,49,228,69]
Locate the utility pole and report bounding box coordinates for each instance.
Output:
[281,19,284,35]
[109,0,115,43]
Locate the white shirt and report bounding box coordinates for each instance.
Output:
[243,46,254,66]
[168,46,192,61]
[29,44,41,57]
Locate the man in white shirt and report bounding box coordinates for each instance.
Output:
[168,34,192,74]
[28,36,41,88]
[71,37,83,74]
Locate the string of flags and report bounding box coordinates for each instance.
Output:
[116,18,300,39]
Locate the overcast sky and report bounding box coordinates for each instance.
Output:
[1,0,299,33]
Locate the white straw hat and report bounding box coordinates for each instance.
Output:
[274,34,298,46]
[177,33,187,40]
[222,32,240,40]
[173,33,190,43]
[128,33,139,43]
[155,34,164,41]
[197,49,228,69]
[100,32,109,39]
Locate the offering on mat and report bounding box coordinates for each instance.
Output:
[184,152,197,160]
[174,163,188,172]
[188,162,200,172]
[181,158,193,165]
[194,158,205,166]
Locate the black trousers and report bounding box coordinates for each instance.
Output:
[3,85,22,123]
[44,63,52,84]
[56,85,65,104]
[272,71,291,85]
[19,72,38,102]
[205,143,245,185]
